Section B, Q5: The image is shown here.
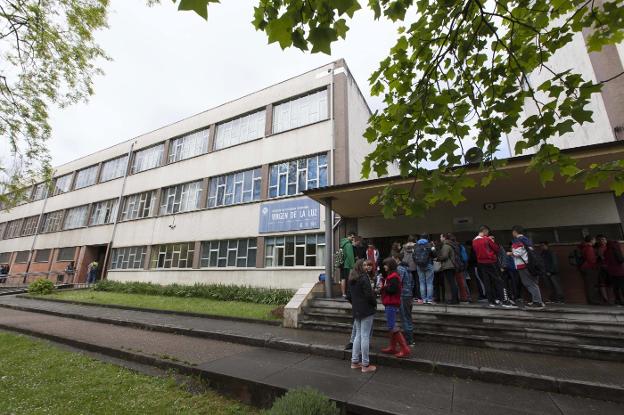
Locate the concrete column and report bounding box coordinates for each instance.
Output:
[255,236,265,268]
[68,171,78,192]
[207,124,216,152]
[199,178,209,209]
[192,241,202,269]
[332,61,350,184]
[143,245,152,270]
[324,198,333,298]
[260,164,270,199]
[162,139,171,165]
[153,188,163,217]
[94,162,104,183]
[264,103,273,137]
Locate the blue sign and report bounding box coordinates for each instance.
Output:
[259,199,320,233]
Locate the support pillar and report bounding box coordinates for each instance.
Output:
[324,197,333,298]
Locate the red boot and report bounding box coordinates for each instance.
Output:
[380,332,398,354]
[394,331,411,358]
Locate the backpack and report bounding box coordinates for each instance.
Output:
[334,249,345,268]
[413,244,432,267]
[451,244,467,272]
[568,248,584,267]
[524,246,546,277]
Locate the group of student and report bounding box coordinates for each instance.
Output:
[339,225,624,373]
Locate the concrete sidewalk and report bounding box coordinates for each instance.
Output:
[1,307,623,415]
[0,294,623,403]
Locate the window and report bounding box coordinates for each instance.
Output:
[15,251,29,263]
[3,219,22,239]
[265,233,325,267]
[63,205,89,230]
[41,210,63,233]
[208,168,262,208]
[272,90,328,134]
[0,223,5,238]
[121,191,156,221]
[214,110,265,150]
[160,180,203,215]
[0,252,11,263]
[100,155,128,182]
[110,246,147,270]
[31,183,49,201]
[268,154,328,198]
[200,238,257,268]
[52,173,73,196]
[57,247,76,262]
[34,249,51,263]
[168,129,209,163]
[74,165,98,189]
[89,199,119,226]
[22,216,39,236]
[131,144,164,174]
[150,242,195,269]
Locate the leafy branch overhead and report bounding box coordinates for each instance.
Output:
[190,0,624,217]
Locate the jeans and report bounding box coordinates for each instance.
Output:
[350,318,374,343]
[87,271,97,284]
[518,268,543,304]
[417,264,434,302]
[411,271,421,299]
[384,305,398,331]
[399,296,413,343]
[477,263,504,304]
[351,314,375,366]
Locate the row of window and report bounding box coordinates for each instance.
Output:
[109,234,325,270]
[0,154,328,238]
[0,247,76,265]
[18,89,329,204]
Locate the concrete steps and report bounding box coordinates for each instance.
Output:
[302,298,624,362]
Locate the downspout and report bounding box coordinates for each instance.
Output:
[101,142,135,279]
[324,63,336,298]
[24,170,55,283]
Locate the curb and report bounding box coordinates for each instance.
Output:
[18,295,282,326]
[0,323,398,415]
[1,302,623,404]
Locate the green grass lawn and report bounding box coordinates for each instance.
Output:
[35,290,282,321]
[0,331,257,414]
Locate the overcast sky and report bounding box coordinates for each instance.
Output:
[44,0,399,167]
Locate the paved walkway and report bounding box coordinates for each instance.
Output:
[0,307,623,415]
[0,295,622,391]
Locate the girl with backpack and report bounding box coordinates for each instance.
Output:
[347,259,378,373]
[380,258,411,358]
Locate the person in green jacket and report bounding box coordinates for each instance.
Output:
[340,232,356,298]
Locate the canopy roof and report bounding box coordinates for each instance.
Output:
[304,141,624,218]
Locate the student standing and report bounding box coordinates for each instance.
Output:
[394,253,414,345]
[577,235,602,305]
[540,242,564,303]
[339,232,356,298]
[509,226,545,309]
[347,259,378,373]
[414,235,435,304]
[401,235,421,301]
[86,260,99,285]
[380,258,411,358]
[437,234,459,304]
[604,240,624,306]
[472,225,506,307]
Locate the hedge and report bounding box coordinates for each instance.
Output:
[93,280,294,306]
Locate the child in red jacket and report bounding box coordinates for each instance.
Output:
[380,258,410,358]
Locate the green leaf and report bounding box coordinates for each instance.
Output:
[612,180,624,196]
[176,0,212,20]
[266,16,294,49]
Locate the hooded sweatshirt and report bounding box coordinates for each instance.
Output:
[511,235,532,270]
[472,235,499,264]
[401,242,418,271]
[339,237,355,270]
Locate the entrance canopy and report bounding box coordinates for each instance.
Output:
[305,142,624,218]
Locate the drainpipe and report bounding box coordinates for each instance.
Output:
[324,197,333,298]
[101,142,135,279]
[24,169,55,283]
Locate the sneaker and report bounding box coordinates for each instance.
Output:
[416,299,424,305]
[361,364,377,373]
[508,299,517,306]
[526,302,546,309]
[342,294,347,299]
[501,301,518,309]
[350,362,362,369]
[344,342,353,350]
[428,301,437,305]
[488,303,496,308]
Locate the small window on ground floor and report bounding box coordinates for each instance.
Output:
[150,242,195,269]
[14,250,29,263]
[0,252,11,263]
[110,246,147,270]
[34,249,51,263]
[57,247,76,262]
[265,233,325,267]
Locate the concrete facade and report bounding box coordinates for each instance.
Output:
[0,60,374,289]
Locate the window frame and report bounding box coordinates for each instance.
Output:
[52,173,73,196]
[40,210,64,233]
[207,167,262,208]
[100,155,129,182]
[73,165,99,190]
[14,250,29,263]
[265,233,325,267]
[110,246,147,270]
[34,249,51,263]
[63,205,89,230]
[89,199,119,226]
[268,154,328,198]
[168,129,210,163]
[200,238,257,268]
[57,247,76,262]
[272,89,329,134]
[21,216,39,236]
[159,180,203,215]
[0,252,11,263]
[214,109,266,150]
[131,143,164,174]
[3,219,23,239]
[150,242,195,269]
[121,190,156,221]
[31,182,49,201]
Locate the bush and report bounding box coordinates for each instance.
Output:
[265,388,339,415]
[93,280,294,306]
[28,279,55,295]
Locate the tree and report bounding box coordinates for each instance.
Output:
[0,0,109,208]
[182,0,624,217]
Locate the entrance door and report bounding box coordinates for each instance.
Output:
[81,244,108,282]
